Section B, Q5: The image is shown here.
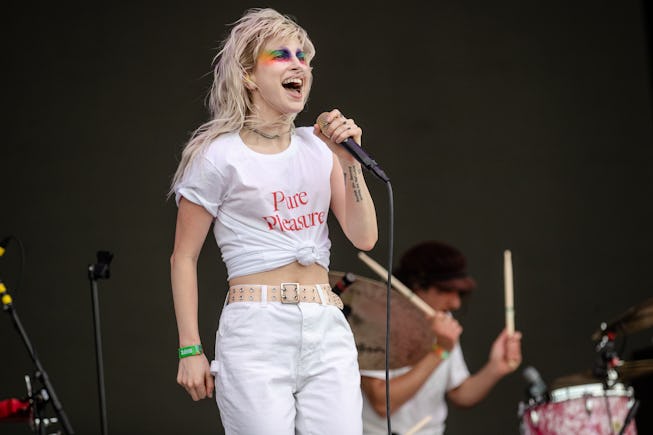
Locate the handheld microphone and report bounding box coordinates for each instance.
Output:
[522,365,548,403]
[316,112,390,183]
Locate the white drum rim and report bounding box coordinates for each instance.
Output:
[549,382,632,403]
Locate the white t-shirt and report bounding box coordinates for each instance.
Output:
[175,127,334,280]
[360,343,470,435]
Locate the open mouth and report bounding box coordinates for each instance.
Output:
[282,78,303,95]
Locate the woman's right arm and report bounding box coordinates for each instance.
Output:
[361,352,445,416]
[170,197,215,400]
[361,312,463,416]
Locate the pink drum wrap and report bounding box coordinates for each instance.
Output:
[521,383,637,435]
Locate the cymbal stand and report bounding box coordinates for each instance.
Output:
[593,323,642,435]
[23,374,63,434]
[88,251,113,435]
[593,323,621,388]
[0,279,74,434]
[593,322,624,435]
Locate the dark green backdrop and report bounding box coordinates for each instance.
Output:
[2,1,652,434]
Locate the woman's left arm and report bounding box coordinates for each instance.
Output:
[330,157,378,250]
[314,109,378,250]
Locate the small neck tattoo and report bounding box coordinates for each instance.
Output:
[247,126,294,140]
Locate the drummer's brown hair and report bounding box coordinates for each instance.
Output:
[394,240,477,293]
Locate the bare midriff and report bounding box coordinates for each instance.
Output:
[228,261,329,287]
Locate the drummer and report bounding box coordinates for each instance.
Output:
[360,240,523,434]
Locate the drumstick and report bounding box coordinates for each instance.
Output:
[404,415,432,435]
[504,249,515,335]
[358,251,436,317]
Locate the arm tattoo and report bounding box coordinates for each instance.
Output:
[344,165,364,203]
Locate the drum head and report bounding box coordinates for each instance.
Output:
[329,271,434,370]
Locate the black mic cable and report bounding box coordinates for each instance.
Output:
[383,181,394,435]
[317,110,394,435]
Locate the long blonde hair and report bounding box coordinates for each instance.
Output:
[168,8,315,195]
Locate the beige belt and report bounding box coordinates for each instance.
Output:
[227,283,343,309]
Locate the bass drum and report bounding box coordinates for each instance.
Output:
[521,382,637,434]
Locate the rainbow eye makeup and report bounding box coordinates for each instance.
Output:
[259,48,307,64]
[270,49,291,60]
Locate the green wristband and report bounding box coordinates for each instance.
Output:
[432,343,450,360]
[178,344,203,359]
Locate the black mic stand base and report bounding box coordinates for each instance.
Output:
[2,302,75,434]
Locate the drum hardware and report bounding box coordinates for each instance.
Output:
[520,296,653,434]
[593,324,623,389]
[88,250,114,435]
[23,374,63,434]
[529,408,539,426]
[1,278,74,434]
[0,375,62,434]
[586,396,594,414]
[522,365,549,405]
[518,366,548,434]
[618,400,640,435]
[332,271,356,296]
[520,382,638,434]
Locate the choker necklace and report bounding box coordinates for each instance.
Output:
[247,126,294,139]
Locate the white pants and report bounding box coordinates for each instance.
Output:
[211,289,363,435]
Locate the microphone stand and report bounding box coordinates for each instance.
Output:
[593,323,622,435]
[88,251,113,435]
[0,279,75,434]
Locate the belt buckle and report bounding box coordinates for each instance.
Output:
[280,282,300,304]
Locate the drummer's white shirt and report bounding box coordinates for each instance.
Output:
[360,343,470,435]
